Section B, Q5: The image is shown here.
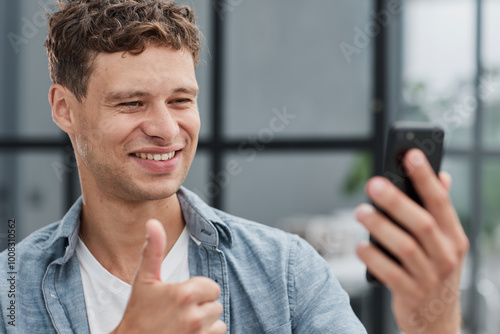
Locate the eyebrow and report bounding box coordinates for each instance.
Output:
[103,87,199,104]
[173,87,199,97]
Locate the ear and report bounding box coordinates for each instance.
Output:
[49,84,77,134]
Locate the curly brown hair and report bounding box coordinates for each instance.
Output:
[45,0,201,102]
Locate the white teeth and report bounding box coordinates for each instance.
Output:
[134,151,177,161]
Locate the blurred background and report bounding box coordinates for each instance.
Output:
[1,0,499,333]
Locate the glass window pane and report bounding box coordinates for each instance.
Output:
[9,1,62,138]
[481,0,500,149]
[1,152,64,243]
[483,94,500,150]
[482,0,500,71]
[223,0,373,139]
[182,150,211,204]
[480,159,500,331]
[482,160,500,249]
[0,153,16,252]
[401,0,476,149]
[441,156,470,230]
[223,151,371,228]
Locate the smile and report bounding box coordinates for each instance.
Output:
[133,151,176,161]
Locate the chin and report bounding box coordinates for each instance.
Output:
[137,188,178,201]
[142,183,182,200]
[113,181,181,202]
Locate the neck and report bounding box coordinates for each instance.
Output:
[78,187,185,284]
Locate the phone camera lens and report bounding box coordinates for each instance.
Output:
[406,132,415,141]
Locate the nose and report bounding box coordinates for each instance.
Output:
[142,103,180,143]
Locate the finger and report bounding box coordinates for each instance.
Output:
[355,204,434,282]
[198,301,224,327]
[208,319,227,334]
[134,219,167,284]
[364,178,449,261]
[439,171,452,192]
[356,241,418,296]
[404,149,461,235]
[182,277,221,304]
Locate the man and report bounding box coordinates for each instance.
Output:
[0,0,468,333]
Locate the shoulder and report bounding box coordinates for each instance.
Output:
[212,208,317,268]
[0,221,63,280]
[0,221,61,259]
[215,208,296,246]
[0,198,82,264]
[215,208,292,239]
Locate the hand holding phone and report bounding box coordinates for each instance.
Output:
[366,121,445,283]
[356,121,468,333]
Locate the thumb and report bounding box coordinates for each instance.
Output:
[133,219,167,285]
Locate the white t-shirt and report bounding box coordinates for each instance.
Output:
[75,227,190,334]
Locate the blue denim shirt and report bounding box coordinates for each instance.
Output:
[0,187,366,333]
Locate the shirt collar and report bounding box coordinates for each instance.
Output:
[40,186,233,261]
[177,186,233,247]
[42,197,82,263]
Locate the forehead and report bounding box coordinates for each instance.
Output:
[87,46,198,97]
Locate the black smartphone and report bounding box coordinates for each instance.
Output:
[366,121,445,283]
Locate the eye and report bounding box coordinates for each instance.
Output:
[171,98,192,104]
[119,101,143,107]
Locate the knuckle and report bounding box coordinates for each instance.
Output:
[399,240,419,259]
[385,267,403,284]
[416,214,436,237]
[439,255,457,277]
[432,189,451,208]
[197,276,220,292]
[187,312,204,332]
[176,284,195,305]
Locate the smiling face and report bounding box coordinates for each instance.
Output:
[67,45,200,201]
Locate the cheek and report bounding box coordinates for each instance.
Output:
[99,117,138,146]
[176,110,201,143]
[185,112,201,137]
[76,124,128,163]
[74,109,104,149]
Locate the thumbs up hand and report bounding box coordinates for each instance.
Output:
[111,219,227,334]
